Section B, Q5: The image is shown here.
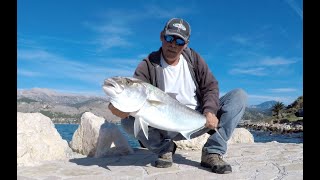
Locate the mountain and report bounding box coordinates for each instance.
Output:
[17,88,105,105]
[18,88,300,124]
[17,88,120,124]
[242,107,271,122]
[242,101,277,122]
[282,96,303,118]
[242,97,303,123]
[249,100,277,110]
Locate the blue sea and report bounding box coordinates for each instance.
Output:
[55,124,303,148]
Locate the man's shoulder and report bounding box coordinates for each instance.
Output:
[182,47,199,64]
[184,47,198,54]
[145,48,162,64]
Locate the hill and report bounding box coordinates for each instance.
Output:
[17,88,120,124]
[243,96,303,124]
[275,96,303,122]
[249,100,277,109]
[17,88,302,124]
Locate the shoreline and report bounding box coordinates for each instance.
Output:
[238,121,303,134]
[54,122,303,135]
[55,123,303,145]
[54,123,79,125]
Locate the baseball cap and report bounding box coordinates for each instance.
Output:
[163,18,191,42]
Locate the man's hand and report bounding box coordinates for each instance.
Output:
[204,112,219,129]
[108,103,130,119]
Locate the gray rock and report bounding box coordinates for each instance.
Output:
[17,142,303,180]
[17,112,74,167]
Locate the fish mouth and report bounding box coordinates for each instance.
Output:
[103,78,124,96]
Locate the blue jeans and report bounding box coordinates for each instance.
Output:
[121,88,247,155]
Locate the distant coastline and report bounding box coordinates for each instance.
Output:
[238,120,303,134]
[54,123,303,145]
[53,119,303,135]
[54,122,79,125]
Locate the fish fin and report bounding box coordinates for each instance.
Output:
[179,131,192,140]
[139,117,149,140]
[133,117,149,140]
[148,93,163,101]
[147,93,165,106]
[147,99,164,106]
[167,92,178,100]
[180,126,206,140]
[134,118,141,138]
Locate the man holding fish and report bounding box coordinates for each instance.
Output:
[107,18,247,174]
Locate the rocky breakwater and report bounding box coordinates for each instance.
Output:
[17,112,303,180]
[239,120,303,134]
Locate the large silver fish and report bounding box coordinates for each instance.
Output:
[102,76,224,141]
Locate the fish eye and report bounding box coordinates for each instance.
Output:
[124,78,133,85]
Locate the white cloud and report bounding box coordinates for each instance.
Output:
[142,4,191,19]
[229,55,299,77]
[229,67,266,76]
[17,69,43,77]
[96,35,133,50]
[82,13,135,50]
[260,57,297,66]
[18,49,52,60]
[18,49,136,85]
[231,36,250,45]
[82,5,192,51]
[269,88,297,93]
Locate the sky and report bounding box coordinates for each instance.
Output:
[17,0,303,106]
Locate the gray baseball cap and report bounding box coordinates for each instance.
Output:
[163,18,191,42]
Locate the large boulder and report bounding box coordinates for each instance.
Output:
[69,112,105,156]
[227,128,254,144]
[95,123,133,157]
[17,112,74,166]
[174,128,254,150]
[70,112,133,157]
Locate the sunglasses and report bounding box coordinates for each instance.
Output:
[164,35,186,46]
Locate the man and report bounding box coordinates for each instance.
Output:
[108,18,247,174]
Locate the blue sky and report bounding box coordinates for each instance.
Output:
[17,0,303,106]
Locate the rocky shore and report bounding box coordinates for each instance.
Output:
[17,112,303,180]
[239,120,303,134]
[17,142,303,180]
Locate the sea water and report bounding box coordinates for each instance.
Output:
[54,124,303,148]
[55,123,140,148]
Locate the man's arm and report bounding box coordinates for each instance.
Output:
[193,51,220,129]
[108,103,129,119]
[195,53,219,116]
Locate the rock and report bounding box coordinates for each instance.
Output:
[175,128,254,150]
[94,123,134,157]
[70,112,133,157]
[17,112,74,167]
[17,142,303,179]
[69,112,105,156]
[227,128,254,144]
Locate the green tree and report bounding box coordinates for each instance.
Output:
[272,102,285,119]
